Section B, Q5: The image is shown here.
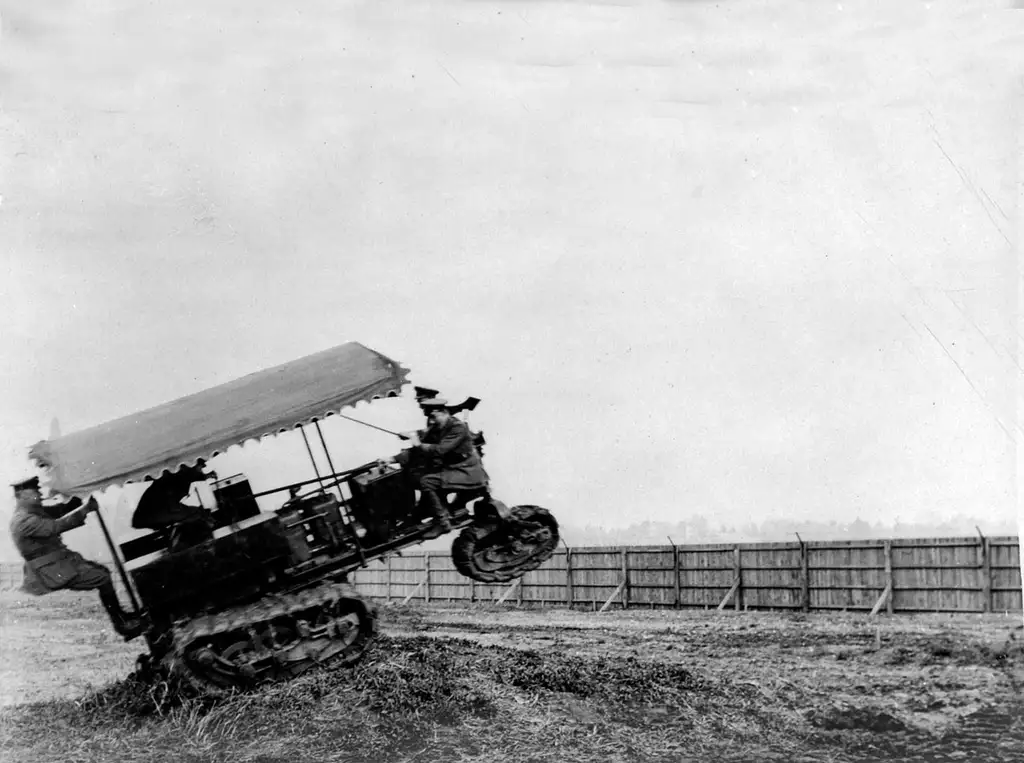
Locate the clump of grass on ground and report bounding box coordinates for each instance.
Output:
[2,634,1021,763]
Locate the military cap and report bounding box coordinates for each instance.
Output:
[11,476,40,493]
[418,397,449,410]
[414,386,442,401]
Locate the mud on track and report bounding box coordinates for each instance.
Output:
[1,591,1023,762]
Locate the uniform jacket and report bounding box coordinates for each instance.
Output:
[132,465,208,529]
[414,416,489,489]
[9,499,91,595]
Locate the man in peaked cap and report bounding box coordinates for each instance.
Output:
[390,398,489,533]
[8,476,143,639]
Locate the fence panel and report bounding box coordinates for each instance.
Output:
[428,553,473,602]
[627,547,675,606]
[387,553,428,601]
[891,538,987,612]
[741,543,803,609]
[808,542,887,611]
[989,541,1021,612]
[678,545,735,607]
[570,548,627,608]
[520,550,568,604]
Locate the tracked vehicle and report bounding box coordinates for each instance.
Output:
[28,342,559,694]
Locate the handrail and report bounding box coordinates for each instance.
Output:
[247,461,380,501]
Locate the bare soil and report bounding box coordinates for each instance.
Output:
[0,591,140,707]
[1,590,1022,762]
[388,604,1024,734]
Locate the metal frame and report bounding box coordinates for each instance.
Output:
[314,421,345,504]
[300,427,328,493]
[93,411,393,619]
[94,506,141,613]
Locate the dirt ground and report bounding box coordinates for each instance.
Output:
[0,591,141,707]
[2,590,1023,761]
[388,605,1024,735]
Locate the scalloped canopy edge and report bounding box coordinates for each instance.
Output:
[28,342,410,497]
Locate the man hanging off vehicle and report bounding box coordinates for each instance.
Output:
[387,398,488,532]
[8,477,143,638]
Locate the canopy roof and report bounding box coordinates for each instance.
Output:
[29,342,410,496]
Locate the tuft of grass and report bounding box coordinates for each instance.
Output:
[488,647,701,702]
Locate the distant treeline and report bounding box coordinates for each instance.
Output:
[557,515,1019,548]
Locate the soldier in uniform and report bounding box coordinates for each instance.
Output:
[390,398,489,532]
[131,461,216,550]
[8,477,143,638]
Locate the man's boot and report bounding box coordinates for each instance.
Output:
[98,582,145,640]
[420,488,452,535]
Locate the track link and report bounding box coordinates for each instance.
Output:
[165,580,376,696]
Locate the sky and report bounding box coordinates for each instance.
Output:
[0,0,1021,552]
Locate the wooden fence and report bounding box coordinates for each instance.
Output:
[1,536,1020,614]
[0,562,22,592]
[350,536,1022,614]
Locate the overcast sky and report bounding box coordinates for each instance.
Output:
[1,1,1020,540]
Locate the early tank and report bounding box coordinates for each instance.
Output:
[28,342,559,694]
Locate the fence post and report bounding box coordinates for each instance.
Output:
[734,545,742,612]
[424,553,431,604]
[885,540,894,615]
[622,548,629,610]
[802,543,810,613]
[565,547,574,608]
[674,543,681,609]
[796,533,809,613]
[977,528,991,613]
[518,568,524,607]
[667,536,680,609]
[386,555,393,604]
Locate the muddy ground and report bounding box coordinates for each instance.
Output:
[1,590,1022,761]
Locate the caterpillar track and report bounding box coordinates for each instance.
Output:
[451,505,560,583]
[164,581,376,696]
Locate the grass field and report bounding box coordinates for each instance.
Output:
[1,590,1023,762]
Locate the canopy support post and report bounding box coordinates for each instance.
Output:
[94,504,141,614]
[314,421,346,504]
[314,421,366,567]
[299,426,328,494]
